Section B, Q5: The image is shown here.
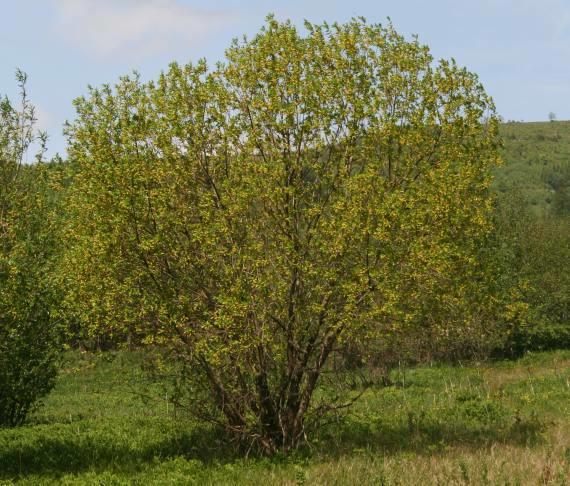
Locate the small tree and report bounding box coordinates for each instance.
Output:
[64,18,500,453]
[0,71,60,427]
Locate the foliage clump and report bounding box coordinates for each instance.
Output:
[0,71,60,427]
[63,17,500,453]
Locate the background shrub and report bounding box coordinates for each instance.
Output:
[0,71,61,427]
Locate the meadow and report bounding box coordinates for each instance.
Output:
[1,349,568,485]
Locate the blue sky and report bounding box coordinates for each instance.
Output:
[2,0,570,157]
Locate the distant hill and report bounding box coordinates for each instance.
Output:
[496,121,570,216]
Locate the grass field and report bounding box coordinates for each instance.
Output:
[1,350,569,485]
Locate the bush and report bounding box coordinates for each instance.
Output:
[63,18,500,453]
[491,191,570,357]
[0,281,59,426]
[0,71,60,427]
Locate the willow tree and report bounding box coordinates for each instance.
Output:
[63,17,500,452]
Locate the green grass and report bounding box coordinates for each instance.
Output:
[1,350,569,484]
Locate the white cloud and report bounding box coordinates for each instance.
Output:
[34,105,56,133]
[52,0,234,61]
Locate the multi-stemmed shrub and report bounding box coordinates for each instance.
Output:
[62,18,501,453]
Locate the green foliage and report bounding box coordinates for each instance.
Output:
[0,71,61,427]
[491,122,570,356]
[62,17,500,452]
[492,204,570,356]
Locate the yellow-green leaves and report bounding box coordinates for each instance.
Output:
[63,17,501,453]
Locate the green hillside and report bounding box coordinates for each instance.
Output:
[496,121,570,216]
